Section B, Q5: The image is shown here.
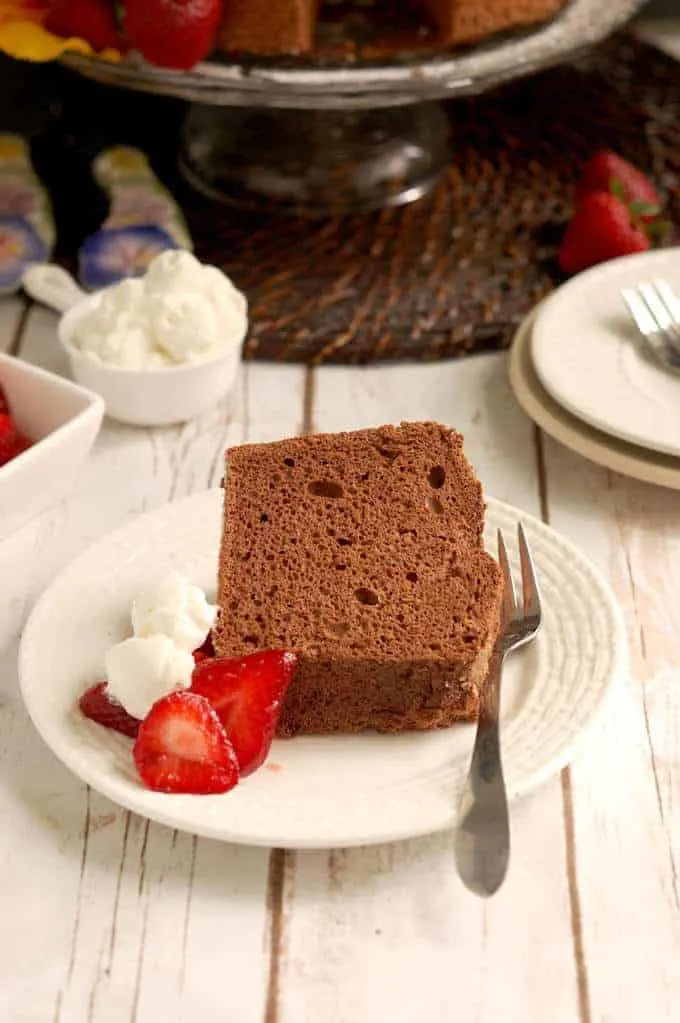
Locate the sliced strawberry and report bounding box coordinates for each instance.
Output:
[133,691,239,795]
[46,0,125,53]
[0,413,16,467]
[558,191,652,275]
[79,682,141,739]
[124,0,222,70]
[192,631,215,665]
[576,151,661,211]
[191,650,298,776]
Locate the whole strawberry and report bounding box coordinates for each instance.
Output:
[558,192,654,276]
[124,0,222,70]
[46,0,125,53]
[576,150,661,210]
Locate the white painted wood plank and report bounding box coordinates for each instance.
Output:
[0,695,95,1023]
[541,438,680,1023]
[177,839,273,1023]
[278,355,579,1023]
[0,306,307,1023]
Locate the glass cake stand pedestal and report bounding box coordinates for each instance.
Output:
[63,0,642,215]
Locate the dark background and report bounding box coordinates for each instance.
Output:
[0,2,678,364]
[0,1,674,267]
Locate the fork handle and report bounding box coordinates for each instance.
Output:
[471,649,509,800]
[455,649,510,896]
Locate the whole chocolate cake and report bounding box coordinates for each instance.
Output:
[213,422,502,736]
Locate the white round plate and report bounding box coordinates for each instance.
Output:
[19,489,626,850]
[509,306,680,490]
[531,249,680,458]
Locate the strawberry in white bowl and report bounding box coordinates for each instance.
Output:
[0,353,103,540]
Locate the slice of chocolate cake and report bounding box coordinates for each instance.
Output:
[213,422,503,736]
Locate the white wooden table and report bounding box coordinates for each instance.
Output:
[1,289,679,1023]
[2,21,680,1016]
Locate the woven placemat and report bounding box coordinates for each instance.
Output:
[181,33,680,364]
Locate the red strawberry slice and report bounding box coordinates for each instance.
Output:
[0,413,16,467]
[192,630,215,665]
[46,0,126,53]
[79,682,141,740]
[124,0,222,70]
[558,191,652,275]
[133,691,240,795]
[576,150,661,211]
[191,650,298,776]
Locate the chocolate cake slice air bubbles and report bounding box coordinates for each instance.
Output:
[214,422,503,736]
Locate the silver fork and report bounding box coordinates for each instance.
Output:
[621,279,680,373]
[454,524,542,898]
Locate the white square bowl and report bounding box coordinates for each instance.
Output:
[0,353,104,540]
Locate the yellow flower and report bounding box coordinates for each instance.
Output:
[0,1,123,62]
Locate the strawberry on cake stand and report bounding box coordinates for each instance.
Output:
[0,0,644,214]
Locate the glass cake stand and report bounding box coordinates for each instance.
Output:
[62,0,644,215]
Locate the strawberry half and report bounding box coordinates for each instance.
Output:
[79,682,141,740]
[558,191,654,275]
[191,651,298,776]
[46,0,125,53]
[576,150,661,211]
[133,691,240,795]
[124,0,222,70]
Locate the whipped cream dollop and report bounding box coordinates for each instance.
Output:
[104,571,216,719]
[69,250,248,370]
[106,635,195,720]
[131,570,217,653]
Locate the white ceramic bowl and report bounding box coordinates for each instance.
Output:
[0,352,104,540]
[22,262,245,428]
[57,293,243,428]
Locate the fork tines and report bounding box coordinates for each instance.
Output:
[496,524,542,634]
[622,279,680,370]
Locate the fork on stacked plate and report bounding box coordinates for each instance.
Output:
[507,247,680,492]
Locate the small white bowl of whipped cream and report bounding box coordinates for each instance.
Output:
[23,251,248,427]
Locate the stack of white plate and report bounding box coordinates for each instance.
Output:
[508,248,680,489]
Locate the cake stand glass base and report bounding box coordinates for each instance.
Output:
[178,102,450,216]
